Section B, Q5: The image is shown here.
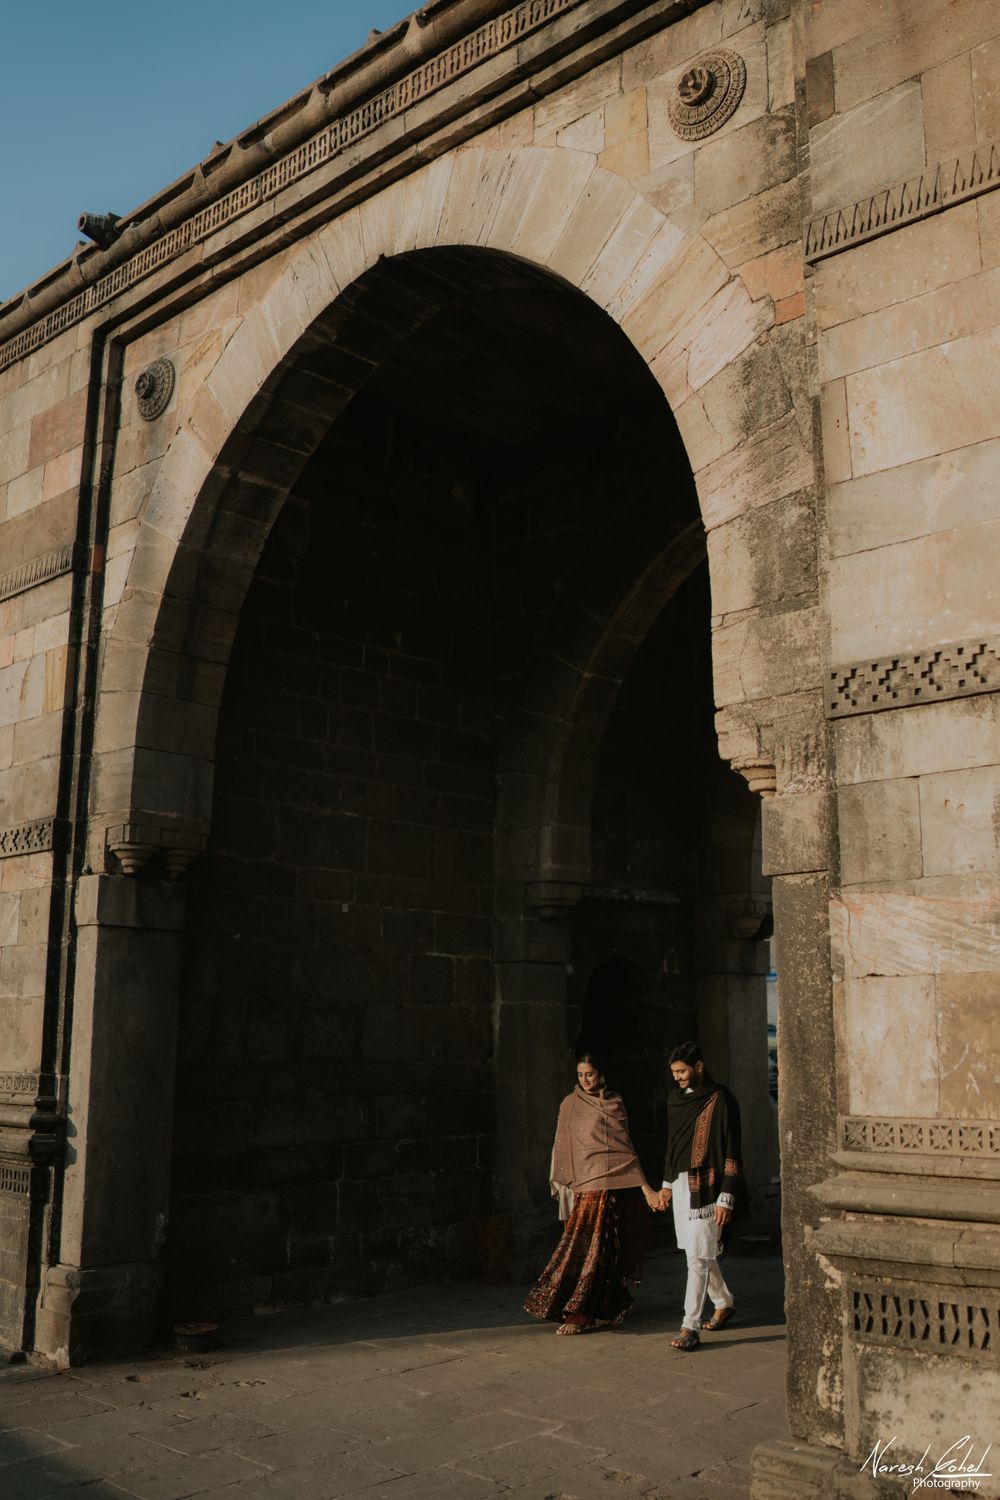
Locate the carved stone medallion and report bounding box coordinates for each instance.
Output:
[135,357,175,421]
[668,49,747,141]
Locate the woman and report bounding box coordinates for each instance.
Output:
[525,1051,662,1335]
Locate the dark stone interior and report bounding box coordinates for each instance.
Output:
[163,264,766,1320]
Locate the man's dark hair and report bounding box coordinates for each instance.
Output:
[668,1041,704,1066]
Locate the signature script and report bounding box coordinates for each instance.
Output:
[863,1436,993,1490]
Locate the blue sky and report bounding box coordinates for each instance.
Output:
[0,1,412,303]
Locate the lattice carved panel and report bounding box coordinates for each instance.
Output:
[0,1074,40,1099]
[0,1163,31,1197]
[850,1277,999,1363]
[841,1116,1000,1158]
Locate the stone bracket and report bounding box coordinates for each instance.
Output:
[524,879,589,920]
[725,897,773,941]
[105,821,207,879]
[730,755,777,798]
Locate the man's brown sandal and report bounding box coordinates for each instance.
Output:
[703,1307,735,1331]
[671,1329,699,1351]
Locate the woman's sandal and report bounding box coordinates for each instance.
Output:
[556,1321,586,1335]
[703,1306,735,1331]
[671,1329,700,1351]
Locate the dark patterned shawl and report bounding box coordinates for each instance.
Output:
[663,1076,746,1218]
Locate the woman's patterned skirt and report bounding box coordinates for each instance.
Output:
[524,1187,647,1328]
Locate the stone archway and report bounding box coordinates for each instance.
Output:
[88,145,812,859]
[47,146,829,1423]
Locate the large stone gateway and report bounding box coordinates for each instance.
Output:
[0,1,998,1495]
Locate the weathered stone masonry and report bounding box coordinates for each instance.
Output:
[1,0,999,1496]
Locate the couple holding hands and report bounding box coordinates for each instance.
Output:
[524,1041,746,1350]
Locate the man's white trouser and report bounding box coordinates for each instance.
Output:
[671,1172,733,1331]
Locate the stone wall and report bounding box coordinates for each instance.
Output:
[0,0,997,1494]
[168,384,497,1316]
[801,1,1000,1485]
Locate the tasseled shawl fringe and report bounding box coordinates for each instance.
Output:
[689,1203,719,1221]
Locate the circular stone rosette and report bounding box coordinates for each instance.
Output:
[668,49,747,141]
[134,357,175,421]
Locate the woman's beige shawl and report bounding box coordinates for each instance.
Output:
[549,1086,647,1212]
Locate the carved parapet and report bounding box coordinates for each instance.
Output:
[105,820,207,879]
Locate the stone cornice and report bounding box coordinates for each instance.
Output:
[0,0,703,375]
[806,139,1000,264]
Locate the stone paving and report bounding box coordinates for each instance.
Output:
[0,1253,787,1500]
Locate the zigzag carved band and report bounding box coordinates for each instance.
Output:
[0,819,57,860]
[828,637,1000,718]
[0,545,76,605]
[806,140,1000,263]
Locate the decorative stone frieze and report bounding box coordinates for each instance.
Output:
[667,49,747,141]
[806,138,1000,264]
[0,546,77,605]
[0,1075,41,1100]
[0,819,58,859]
[828,637,1000,718]
[841,1115,1000,1159]
[134,358,175,421]
[849,1275,1000,1363]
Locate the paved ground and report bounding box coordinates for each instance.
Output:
[0,1252,787,1500]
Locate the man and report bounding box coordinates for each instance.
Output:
[659,1041,746,1351]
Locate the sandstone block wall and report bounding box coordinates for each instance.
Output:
[0,0,996,1492]
[806,0,1000,1483]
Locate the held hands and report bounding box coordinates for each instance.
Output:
[642,1185,663,1212]
[658,1188,672,1212]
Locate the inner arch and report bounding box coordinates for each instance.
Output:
[160,247,717,1316]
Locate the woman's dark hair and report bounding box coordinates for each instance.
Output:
[668,1040,704,1066]
[575,1046,608,1078]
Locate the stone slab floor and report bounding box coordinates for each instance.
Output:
[0,1253,787,1500]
